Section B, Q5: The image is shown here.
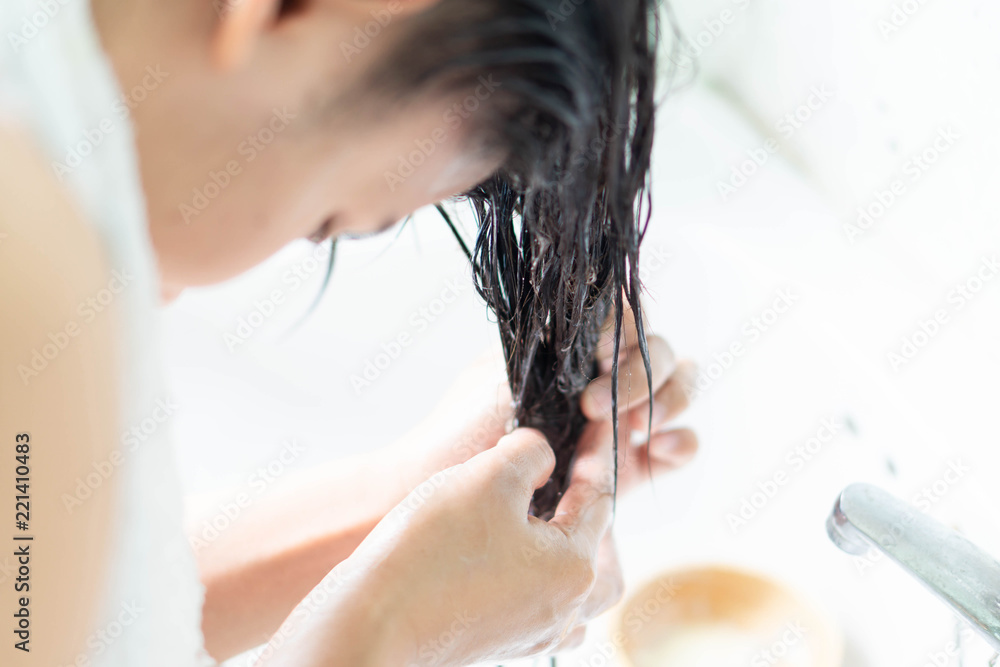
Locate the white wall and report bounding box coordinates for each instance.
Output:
[163,4,1000,663]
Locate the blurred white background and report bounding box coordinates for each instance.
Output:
[162,0,1000,664]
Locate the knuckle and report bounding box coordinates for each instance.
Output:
[499,429,555,485]
[532,599,564,637]
[491,460,526,496]
[571,558,598,599]
[565,627,587,651]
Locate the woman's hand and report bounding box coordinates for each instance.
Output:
[582,299,699,494]
[256,427,620,666]
[551,300,699,653]
[195,309,697,661]
[383,301,700,658]
[392,299,700,502]
[254,301,699,665]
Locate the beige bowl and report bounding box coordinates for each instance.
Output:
[615,566,842,667]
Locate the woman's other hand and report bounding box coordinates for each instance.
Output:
[256,427,621,665]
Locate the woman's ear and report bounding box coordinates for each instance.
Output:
[211,0,281,71]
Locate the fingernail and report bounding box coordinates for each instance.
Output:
[649,432,683,460]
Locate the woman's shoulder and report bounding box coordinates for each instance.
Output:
[0,121,111,306]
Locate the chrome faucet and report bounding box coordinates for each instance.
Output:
[827,483,1000,652]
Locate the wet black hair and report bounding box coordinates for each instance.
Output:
[304,1,669,519]
[372,0,666,519]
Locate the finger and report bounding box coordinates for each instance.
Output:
[402,402,513,491]
[582,335,676,421]
[449,400,512,462]
[548,421,615,551]
[578,534,624,622]
[625,359,697,434]
[596,299,640,365]
[485,428,556,506]
[616,428,699,495]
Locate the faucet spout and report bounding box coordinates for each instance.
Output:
[827,483,1000,651]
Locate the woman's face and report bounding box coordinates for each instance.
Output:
[94,0,501,302]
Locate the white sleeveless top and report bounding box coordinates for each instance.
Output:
[0,2,212,665]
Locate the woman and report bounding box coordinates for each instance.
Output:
[0,0,697,664]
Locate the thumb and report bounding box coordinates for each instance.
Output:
[549,421,616,552]
[476,428,556,511]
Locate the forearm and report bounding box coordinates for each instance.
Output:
[191,447,411,661]
[192,367,509,661]
[250,561,415,667]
